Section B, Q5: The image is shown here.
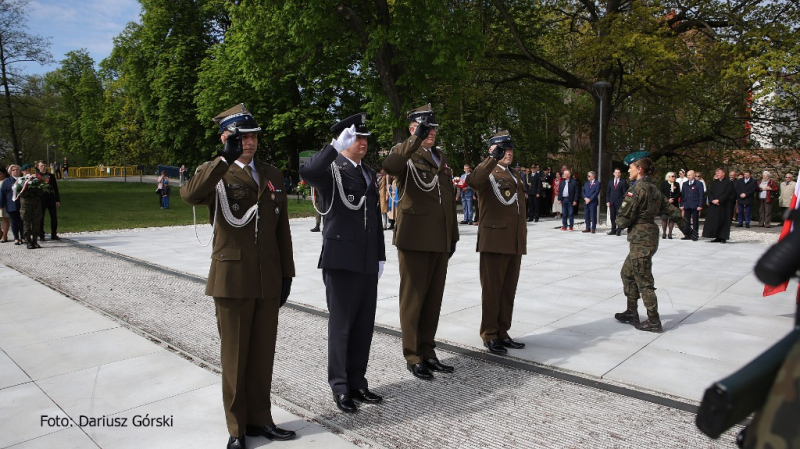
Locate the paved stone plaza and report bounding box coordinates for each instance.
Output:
[0,215,795,448]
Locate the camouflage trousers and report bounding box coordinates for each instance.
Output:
[20,196,42,242]
[620,254,658,315]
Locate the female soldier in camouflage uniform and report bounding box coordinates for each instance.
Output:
[614,156,691,332]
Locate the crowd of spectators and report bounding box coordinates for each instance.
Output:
[0,161,61,246]
[443,163,796,239]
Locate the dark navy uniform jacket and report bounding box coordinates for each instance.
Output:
[300,144,386,274]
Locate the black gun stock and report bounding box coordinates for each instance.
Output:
[696,328,800,439]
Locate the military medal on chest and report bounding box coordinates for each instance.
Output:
[267,180,277,201]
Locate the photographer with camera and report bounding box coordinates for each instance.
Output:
[466,131,528,355]
[181,104,296,449]
[383,104,459,380]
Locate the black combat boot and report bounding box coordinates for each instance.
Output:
[614,309,640,325]
[32,236,42,248]
[636,312,663,333]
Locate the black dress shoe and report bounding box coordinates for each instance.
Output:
[500,337,526,349]
[424,358,454,373]
[484,339,508,355]
[245,424,297,440]
[332,393,358,413]
[710,238,722,243]
[51,235,61,240]
[350,388,383,404]
[227,435,246,449]
[407,363,433,380]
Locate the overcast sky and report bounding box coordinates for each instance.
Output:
[20,0,142,75]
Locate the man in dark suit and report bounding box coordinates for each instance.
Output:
[181,104,296,449]
[383,104,459,380]
[606,168,628,235]
[467,131,527,355]
[558,169,579,230]
[680,169,704,240]
[526,164,542,222]
[734,169,757,228]
[540,167,554,217]
[300,113,385,414]
[36,160,61,240]
[581,171,600,233]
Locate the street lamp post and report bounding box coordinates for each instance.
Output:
[120,127,128,183]
[592,80,611,220]
[46,143,56,166]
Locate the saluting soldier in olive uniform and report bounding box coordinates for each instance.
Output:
[614,153,693,333]
[466,131,528,355]
[181,104,296,449]
[383,104,459,380]
[300,113,386,414]
[19,164,43,249]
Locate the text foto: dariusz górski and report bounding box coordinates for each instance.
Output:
[41,414,174,428]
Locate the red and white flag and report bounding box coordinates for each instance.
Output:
[763,168,800,299]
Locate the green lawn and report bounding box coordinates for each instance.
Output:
[54,181,316,233]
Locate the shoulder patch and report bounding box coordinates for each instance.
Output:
[626,191,634,197]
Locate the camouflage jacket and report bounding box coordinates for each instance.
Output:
[616,177,685,254]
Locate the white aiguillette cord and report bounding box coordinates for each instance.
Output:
[193,180,261,246]
[310,161,368,228]
[395,157,441,205]
[489,172,520,215]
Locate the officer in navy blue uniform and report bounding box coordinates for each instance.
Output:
[300,113,386,414]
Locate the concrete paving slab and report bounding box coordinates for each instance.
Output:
[0,350,30,390]
[0,383,68,448]
[605,346,742,400]
[36,350,219,419]
[3,327,163,381]
[0,286,88,325]
[9,426,99,449]
[516,327,647,377]
[0,307,119,349]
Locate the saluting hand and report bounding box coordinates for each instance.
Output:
[332,125,357,153]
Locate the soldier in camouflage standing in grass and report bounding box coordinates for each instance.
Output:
[614,153,695,332]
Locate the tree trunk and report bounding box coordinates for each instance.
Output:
[0,37,21,166]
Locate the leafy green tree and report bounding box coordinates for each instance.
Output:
[43,50,105,163]
[0,0,52,165]
[490,0,800,182]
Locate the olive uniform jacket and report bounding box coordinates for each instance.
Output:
[382,135,459,253]
[181,157,295,299]
[299,144,386,273]
[466,157,527,255]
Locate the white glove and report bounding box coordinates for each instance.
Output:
[378,261,385,280]
[331,125,357,153]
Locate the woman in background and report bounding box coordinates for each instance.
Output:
[551,171,562,219]
[659,172,681,239]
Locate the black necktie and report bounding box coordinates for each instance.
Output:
[356,164,365,183]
